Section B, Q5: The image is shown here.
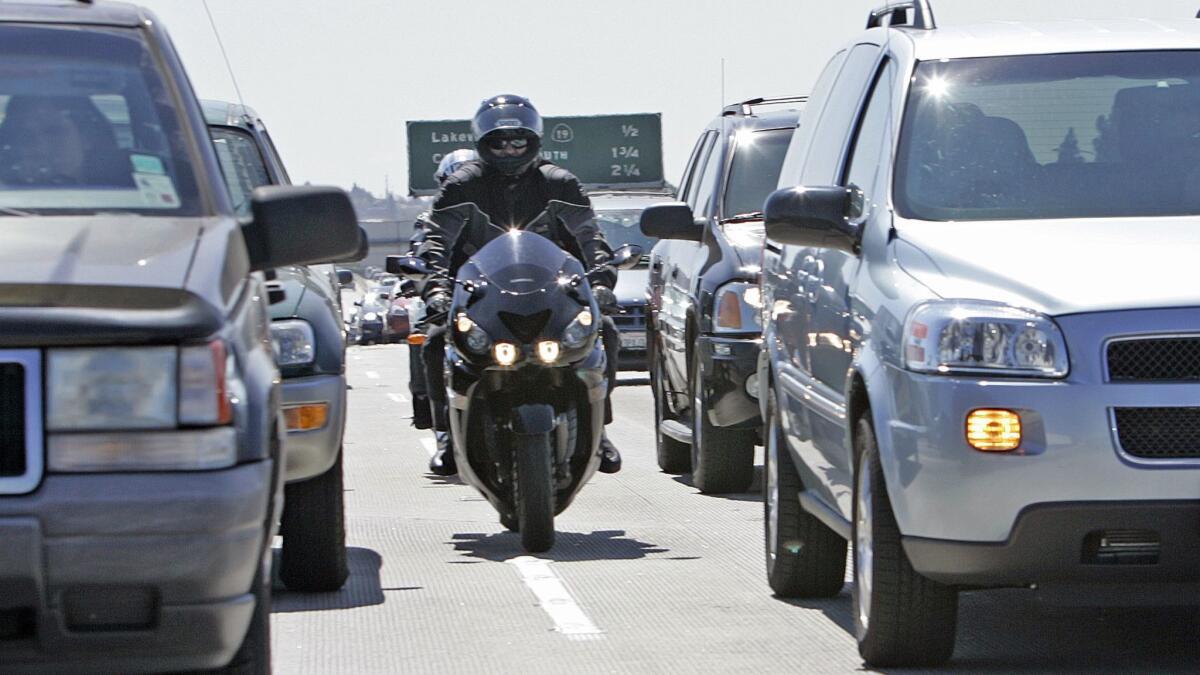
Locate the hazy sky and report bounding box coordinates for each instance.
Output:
[135,0,1200,195]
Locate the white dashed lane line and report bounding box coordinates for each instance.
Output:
[365,371,380,379]
[387,392,409,404]
[508,556,604,640]
[419,437,437,458]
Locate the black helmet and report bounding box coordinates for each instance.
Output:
[472,94,543,176]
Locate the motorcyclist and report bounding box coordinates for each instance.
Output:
[405,150,477,434]
[419,94,623,477]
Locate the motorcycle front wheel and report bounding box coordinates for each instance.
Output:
[514,432,556,552]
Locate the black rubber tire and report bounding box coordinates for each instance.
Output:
[689,356,755,494]
[279,450,349,592]
[210,564,271,674]
[853,417,957,667]
[651,341,690,473]
[763,387,846,598]
[514,433,556,553]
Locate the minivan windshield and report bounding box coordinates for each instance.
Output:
[896,51,1200,221]
[0,25,201,215]
[722,127,793,219]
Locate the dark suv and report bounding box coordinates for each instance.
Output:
[0,3,358,672]
[640,98,802,493]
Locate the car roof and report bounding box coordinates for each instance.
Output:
[200,99,261,130]
[0,0,144,26]
[895,18,1200,61]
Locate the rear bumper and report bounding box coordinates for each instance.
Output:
[698,335,762,428]
[0,461,273,673]
[281,373,346,482]
[904,500,1200,597]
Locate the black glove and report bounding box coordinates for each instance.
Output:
[593,285,618,313]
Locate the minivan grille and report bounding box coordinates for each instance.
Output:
[1113,407,1200,459]
[0,363,26,477]
[1107,337,1200,381]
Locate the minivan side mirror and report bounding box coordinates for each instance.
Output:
[610,244,644,271]
[763,186,857,252]
[639,202,703,242]
[244,186,360,271]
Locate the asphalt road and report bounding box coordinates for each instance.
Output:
[270,344,1200,674]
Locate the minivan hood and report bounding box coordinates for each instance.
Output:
[0,216,201,289]
[894,218,1200,316]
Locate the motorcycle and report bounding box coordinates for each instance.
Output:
[391,203,641,552]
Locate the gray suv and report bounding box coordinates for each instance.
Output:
[760,1,1200,667]
[0,2,358,672]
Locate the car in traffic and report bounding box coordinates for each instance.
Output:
[0,3,359,672]
[758,2,1200,667]
[356,287,390,344]
[591,190,665,371]
[640,98,801,492]
[386,291,413,341]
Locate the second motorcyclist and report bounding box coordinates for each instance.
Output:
[419,94,623,477]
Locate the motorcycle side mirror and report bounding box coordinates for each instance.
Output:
[387,254,432,280]
[610,244,643,271]
[336,269,354,287]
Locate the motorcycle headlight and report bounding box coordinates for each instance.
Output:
[714,281,762,333]
[456,313,491,354]
[903,301,1069,378]
[562,309,596,349]
[271,320,315,367]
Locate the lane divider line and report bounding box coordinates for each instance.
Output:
[507,556,605,640]
[366,371,381,379]
[387,392,409,404]
[419,438,437,458]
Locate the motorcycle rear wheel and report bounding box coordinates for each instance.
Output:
[514,432,556,552]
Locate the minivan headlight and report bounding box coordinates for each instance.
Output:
[903,301,1068,378]
[48,347,178,431]
[714,281,763,333]
[271,320,315,367]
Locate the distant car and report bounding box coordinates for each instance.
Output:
[206,99,355,594]
[641,98,801,492]
[387,294,412,341]
[591,191,666,371]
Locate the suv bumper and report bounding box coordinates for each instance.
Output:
[281,373,346,483]
[698,335,761,429]
[0,461,272,673]
[904,500,1200,596]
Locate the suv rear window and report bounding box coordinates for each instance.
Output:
[722,127,792,218]
[896,51,1200,221]
[0,25,201,215]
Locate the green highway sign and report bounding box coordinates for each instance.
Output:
[407,113,664,195]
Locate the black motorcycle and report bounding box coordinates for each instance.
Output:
[392,205,640,551]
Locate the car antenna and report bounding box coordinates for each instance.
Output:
[202,0,247,109]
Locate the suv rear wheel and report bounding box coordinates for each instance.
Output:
[853,416,957,667]
[279,449,349,592]
[689,355,754,494]
[651,338,690,473]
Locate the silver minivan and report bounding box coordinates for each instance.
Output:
[760,2,1200,667]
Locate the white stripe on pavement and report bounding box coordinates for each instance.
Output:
[366,371,380,379]
[419,438,437,458]
[507,556,604,640]
[387,392,409,404]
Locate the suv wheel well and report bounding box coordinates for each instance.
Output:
[847,371,871,465]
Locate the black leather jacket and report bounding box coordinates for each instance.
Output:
[418,159,615,299]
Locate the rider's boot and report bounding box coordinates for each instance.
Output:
[428,431,456,476]
[598,433,622,474]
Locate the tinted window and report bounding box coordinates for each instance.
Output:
[722,127,794,218]
[596,208,656,253]
[800,44,881,185]
[896,51,1200,221]
[0,25,202,215]
[691,131,726,216]
[843,59,897,205]
[678,132,709,205]
[684,132,717,210]
[779,49,847,188]
[211,127,271,218]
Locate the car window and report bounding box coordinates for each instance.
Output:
[596,208,656,259]
[800,44,881,186]
[842,59,897,215]
[211,127,271,218]
[684,131,717,210]
[691,130,726,217]
[260,127,291,184]
[779,49,847,188]
[677,132,709,205]
[722,127,794,219]
[895,50,1200,221]
[0,25,202,215]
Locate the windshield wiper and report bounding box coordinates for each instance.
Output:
[721,211,764,223]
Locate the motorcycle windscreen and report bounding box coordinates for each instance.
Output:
[471,229,574,294]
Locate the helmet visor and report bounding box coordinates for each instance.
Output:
[472,103,543,140]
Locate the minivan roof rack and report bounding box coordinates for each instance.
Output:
[722,95,808,117]
[867,1,936,30]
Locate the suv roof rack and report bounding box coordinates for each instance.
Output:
[722,95,808,117]
[867,1,936,30]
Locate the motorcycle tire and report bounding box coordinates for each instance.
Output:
[514,432,556,553]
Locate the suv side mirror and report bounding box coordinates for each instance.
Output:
[764,186,857,252]
[332,227,370,263]
[387,254,433,280]
[336,269,354,287]
[610,244,644,271]
[244,186,360,271]
[640,202,702,242]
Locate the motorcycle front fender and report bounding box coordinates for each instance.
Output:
[511,403,556,436]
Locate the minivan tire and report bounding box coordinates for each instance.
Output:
[690,356,754,494]
[651,342,690,473]
[853,416,957,667]
[764,387,846,598]
[279,449,349,592]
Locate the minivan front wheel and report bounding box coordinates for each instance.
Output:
[852,416,957,667]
